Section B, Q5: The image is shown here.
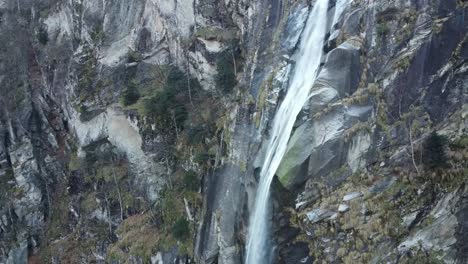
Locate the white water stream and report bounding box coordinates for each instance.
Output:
[245,0,330,263]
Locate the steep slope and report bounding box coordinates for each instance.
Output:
[0,0,466,263]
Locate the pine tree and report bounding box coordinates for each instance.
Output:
[215,48,237,94]
[423,131,448,170]
[172,218,190,241]
[121,80,140,106]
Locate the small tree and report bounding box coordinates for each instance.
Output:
[423,131,448,170]
[172,217,190,241]
[121,80,140,106]
[376,23,389,36]
[127,50,143,63]
[183,171,199,192]
[37,26,49,45]
[143,67,191,130]
[215,49,237,94]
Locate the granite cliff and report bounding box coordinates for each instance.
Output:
[0,0,466,263]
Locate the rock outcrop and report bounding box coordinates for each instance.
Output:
[0,0,466,263]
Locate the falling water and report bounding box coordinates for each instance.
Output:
[245,0,330,263]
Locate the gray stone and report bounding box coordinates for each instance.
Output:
[342,8,364,37]
[6,241,27,264]
[313,38,362,96]
[329,213,338,220]
[281,4,309,54]
[295,201,308,210]
[338,204,350,213]
[402,211,419,228]
[277,103,372,188]
[343,192,363,201]
[369,177,396,194]
[398,186,468,262]
[306,209,335,223]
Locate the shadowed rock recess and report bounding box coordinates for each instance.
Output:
[0,0,466,263]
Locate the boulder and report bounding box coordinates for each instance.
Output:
[313,39,362,96]
[338,204,350,213]
[277,104,372,189]
[343,192,363,201]
[306,209,335,223]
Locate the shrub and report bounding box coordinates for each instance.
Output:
[172,218,190,241]
[423,131,448,170]
[77,46,98,97]
[144,91,187,128]
[376,7,398,23]
[143,67,194,130]
[187,124,215,146]
[172,104,188,127]
[90,24,105,43]
[37,26,49,45]
[450,135,468,149]
[121,80,140,106]
[394,57,411,70]
[215,49,237,93]
[194,152,213,166]
[376,23,390,36]
[127,51,143,63]
[183,171,199,192]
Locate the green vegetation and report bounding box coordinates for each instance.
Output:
[172,218,190,241]
[215,47,238,94]
[143,66,198,130]
[194,152,213,166]
[375,7,398,37]
[183,170,200,191]
[41,24,246,261]
[186,123,215,146]
[344,121,372,142]
[127,50,143,63]
[107,214,161,263]
[121,80,141,106]
[194,26,237,41]
[395,9,417,43]
[432,22,444,34]
[0,168,15,203]
[77,46,99,100]
[399,249,444,264]
[423,131,448,170]
[300,167,446,263]
[394,56,411,71]
[90,24,105,44]
[108,41,244,260]
[376,7,399,23]
[156,171,201,255]
[37,26,49,45]
[46,183,71,240]
[376,23,390,36]
[41,143,143,263]
[450,135,468,149]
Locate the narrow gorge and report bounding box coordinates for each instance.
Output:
[0,0,466,264]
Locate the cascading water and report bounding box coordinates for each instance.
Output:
[245,0,330,263]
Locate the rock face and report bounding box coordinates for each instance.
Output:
[71,105,165,201]
[398,185,467,259]
[0,0,249,262]
[0,0,467,263]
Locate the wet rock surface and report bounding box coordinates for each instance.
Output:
[0,0,466,263]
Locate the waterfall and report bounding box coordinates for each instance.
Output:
[245,0,330,263]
